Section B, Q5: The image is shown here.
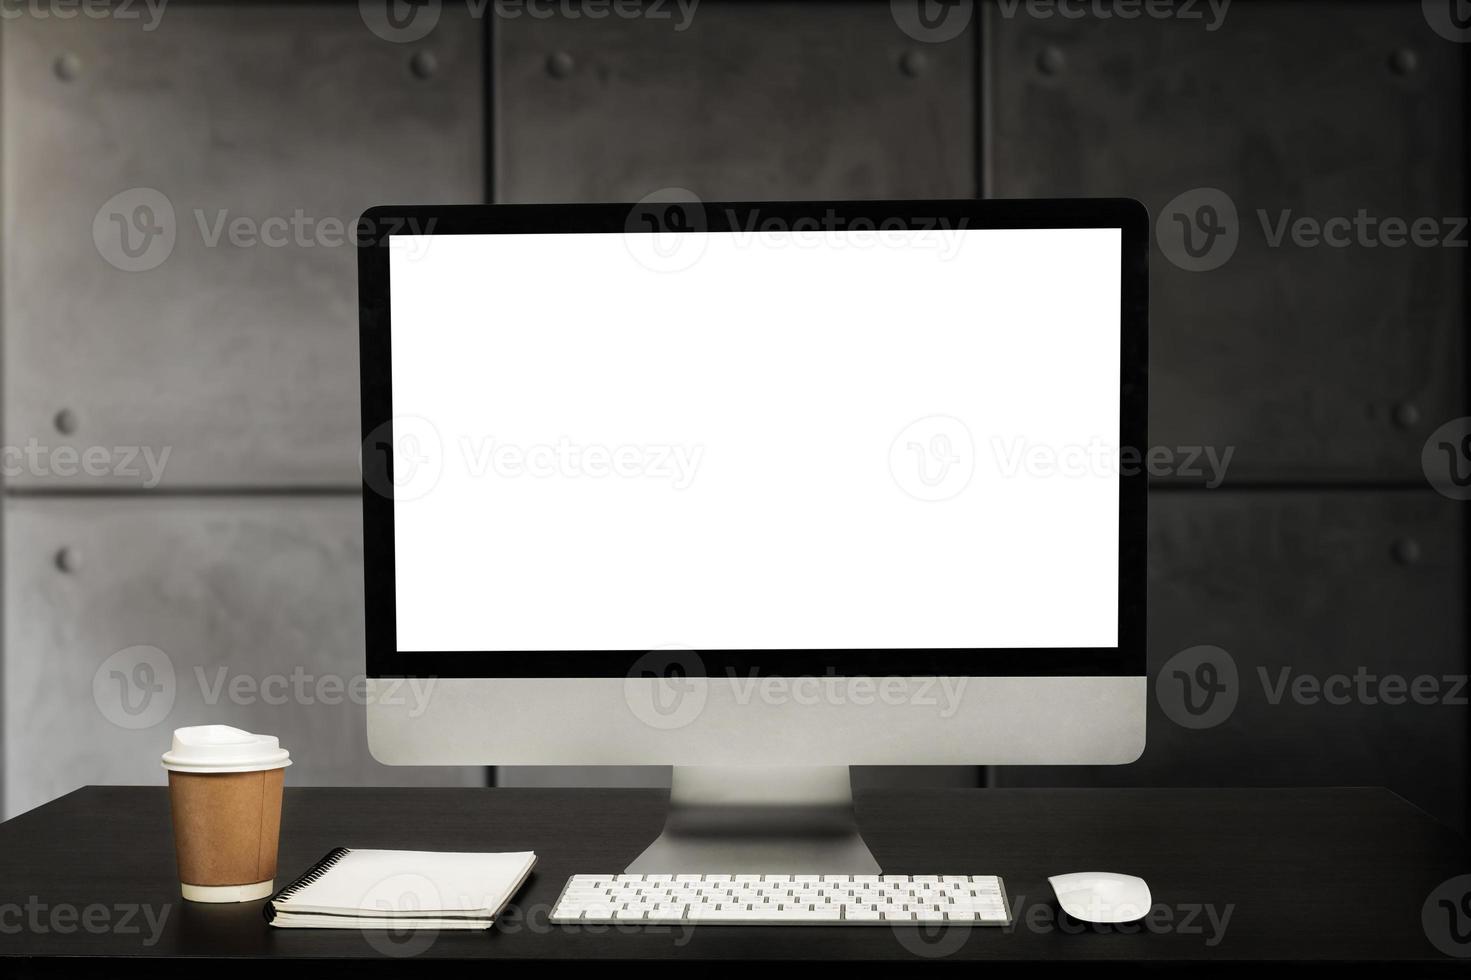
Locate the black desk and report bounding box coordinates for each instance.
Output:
[0,786,1467,974]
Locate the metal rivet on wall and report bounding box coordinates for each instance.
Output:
[1392,401,1421,429]
[410,50,438,80]
[1392,537,1422,566]
[55,547,81,574]
[53,53,81,82]
[54,408,78,436]
[546,51,575,79]
[1389,47,1419,76]
[900,50,928,78]
[1037,45,1066,77]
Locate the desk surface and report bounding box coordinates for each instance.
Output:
[0,785,1467,973]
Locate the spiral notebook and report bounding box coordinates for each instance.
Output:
[264,848,537,930]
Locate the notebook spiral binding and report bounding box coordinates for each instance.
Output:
[263,847,351,923]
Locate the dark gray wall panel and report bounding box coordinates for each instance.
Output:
[3,498,482,818]
[990,1,1465,480]
[497,0,975,202]
[999,490,1467,832]
[2,7,483,487]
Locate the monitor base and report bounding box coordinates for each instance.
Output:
[624,765,882,874]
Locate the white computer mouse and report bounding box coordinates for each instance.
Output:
[1048,872,1152,923]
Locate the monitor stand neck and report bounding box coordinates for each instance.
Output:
[624,765,882,874]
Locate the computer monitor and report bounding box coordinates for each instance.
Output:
[358,199,1147,872]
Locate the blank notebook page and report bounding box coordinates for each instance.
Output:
[275,849,537,915]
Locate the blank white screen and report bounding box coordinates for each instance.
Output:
[389,227,1120,652]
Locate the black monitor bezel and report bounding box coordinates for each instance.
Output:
[360,199,1147,679]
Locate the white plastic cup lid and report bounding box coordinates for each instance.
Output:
[161,725,291,774]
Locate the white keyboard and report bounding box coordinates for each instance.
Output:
[550,874,1011,925]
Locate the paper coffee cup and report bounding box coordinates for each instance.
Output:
[162,725,291,903]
